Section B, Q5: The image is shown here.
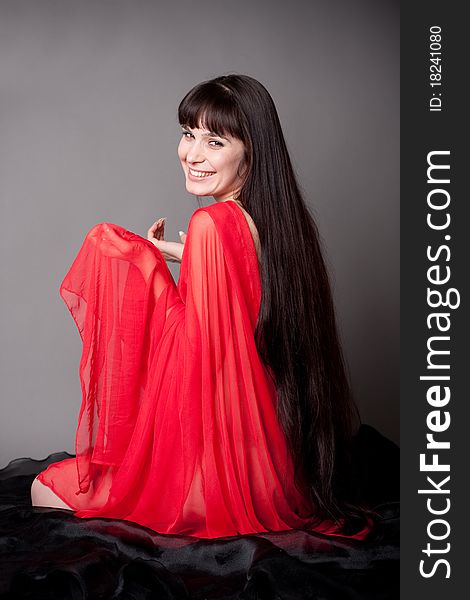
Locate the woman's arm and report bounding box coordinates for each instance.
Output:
[147,217,187,262]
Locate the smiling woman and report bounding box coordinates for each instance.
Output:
[32,74,377,540]
[178,125,247,199]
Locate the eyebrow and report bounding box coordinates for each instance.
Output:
[182,125,230,142]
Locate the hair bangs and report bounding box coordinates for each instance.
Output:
[178,83,245,141]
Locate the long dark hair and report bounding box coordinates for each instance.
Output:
[178,74,375,530]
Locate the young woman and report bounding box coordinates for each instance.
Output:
[31,74,375,539]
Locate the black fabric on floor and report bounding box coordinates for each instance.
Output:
[0,424,399,599]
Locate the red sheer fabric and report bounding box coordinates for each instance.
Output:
[37,200,372,540]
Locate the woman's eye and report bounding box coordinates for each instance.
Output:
[180,130,223,146]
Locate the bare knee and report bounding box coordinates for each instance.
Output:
[31,476,74,511]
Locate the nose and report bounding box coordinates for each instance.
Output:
[185,139,204,164]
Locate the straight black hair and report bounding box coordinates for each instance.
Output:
[178,74,377,530]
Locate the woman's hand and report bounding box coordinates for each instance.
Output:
[147,218,187,263]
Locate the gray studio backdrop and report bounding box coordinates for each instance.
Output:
[0,0,399,467]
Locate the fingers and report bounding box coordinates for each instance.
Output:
[147,217,166,240]
[146,219,186,252]
[155,219,165,240]
[152,218,166,232]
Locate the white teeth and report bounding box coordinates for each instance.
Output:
[189,168,215,178]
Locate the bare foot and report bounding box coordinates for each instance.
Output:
[31,476,74,511]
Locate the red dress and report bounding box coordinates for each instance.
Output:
[37,200,372,540]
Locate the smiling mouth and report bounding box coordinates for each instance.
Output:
[188,168,216,178]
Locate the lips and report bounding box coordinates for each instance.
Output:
[188,167,216,179]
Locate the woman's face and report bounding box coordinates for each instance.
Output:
[177,124,246,201]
